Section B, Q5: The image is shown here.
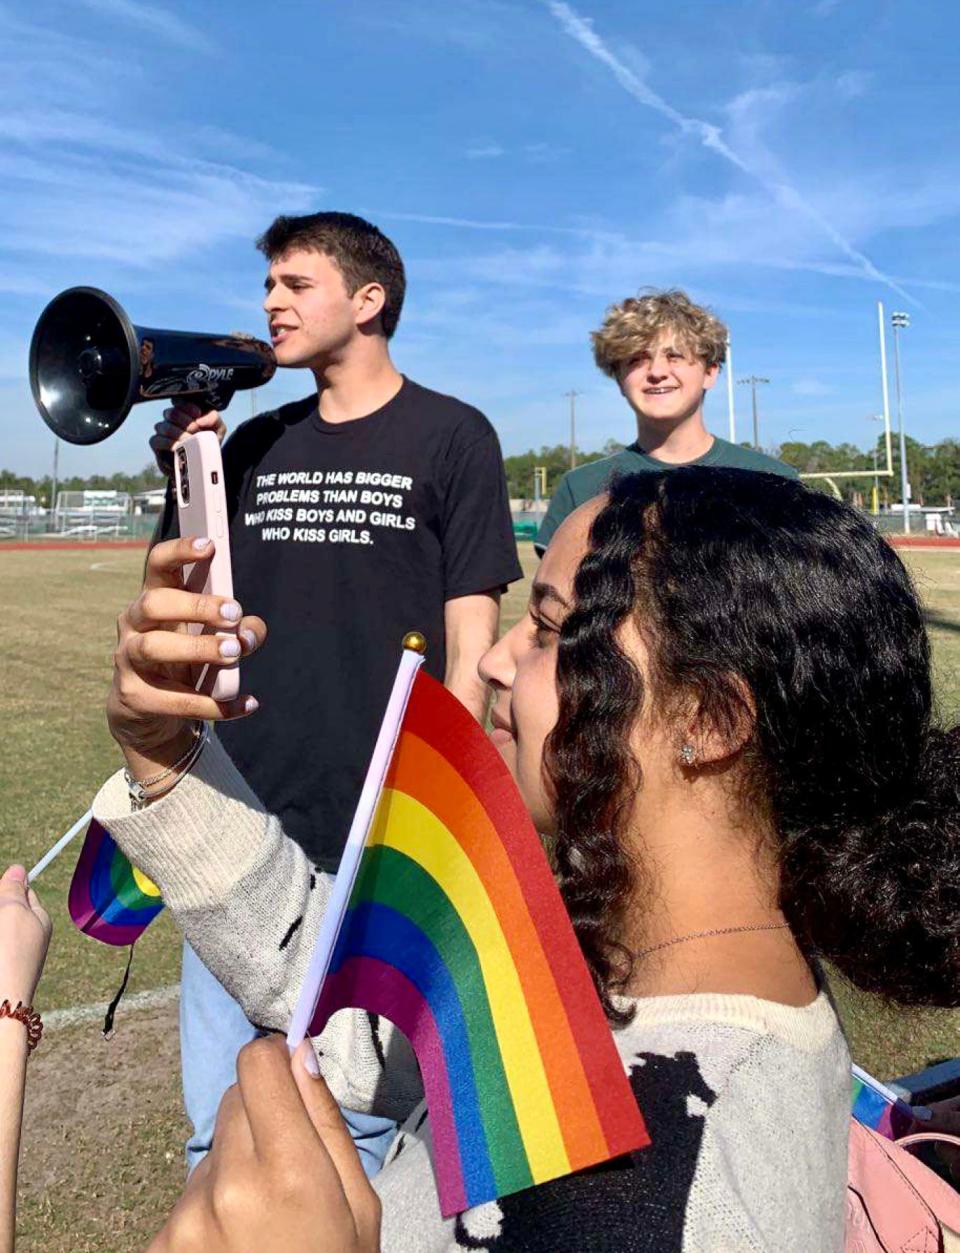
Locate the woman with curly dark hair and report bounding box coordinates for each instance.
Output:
[95,467,960,1251]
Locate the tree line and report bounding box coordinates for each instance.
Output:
[505,435,960,507]
[777,436,960,506]
[4,434,960,508]
[0,464,165,505]
[503,441,625,501]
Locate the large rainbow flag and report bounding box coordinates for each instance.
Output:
[68,818,164,946]
[306,659,650,1217]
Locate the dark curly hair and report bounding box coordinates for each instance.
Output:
[546,467,960,1022]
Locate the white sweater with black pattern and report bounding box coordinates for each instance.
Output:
[93,736,850,1252]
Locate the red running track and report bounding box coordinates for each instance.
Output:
[3,536,959,553]
[889,536,960,549]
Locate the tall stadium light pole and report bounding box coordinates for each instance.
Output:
[725,335,736,442]
[891,311,911,534]
[737,376,769,451]
[565,390,579,470]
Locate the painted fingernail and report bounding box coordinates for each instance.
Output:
[244,696,259,713]
[192,537,211,551]
[240,629,257,651]
[221,601,242,622]
[299,1041,321,1077]
[219,638,241,658]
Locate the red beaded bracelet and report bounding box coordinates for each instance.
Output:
[0,1000,43,1053]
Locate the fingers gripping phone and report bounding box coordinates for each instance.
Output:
[174,431,239,701]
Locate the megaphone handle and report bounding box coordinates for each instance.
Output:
[206,385,236,413]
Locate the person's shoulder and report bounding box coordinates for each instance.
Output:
[535,452,637,553]
[628,998,850,1249]
[560,450,636,501]
[401,377,496,444]
[454,1014,787,1251]
[222,396,314,459]
[227,395,312,438]
[710,438,800,479]
[238,394,315,434]
[621,990,848,1121]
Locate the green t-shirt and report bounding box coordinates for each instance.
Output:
[535,436,798,552]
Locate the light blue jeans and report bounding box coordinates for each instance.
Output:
[180,941,398,1177]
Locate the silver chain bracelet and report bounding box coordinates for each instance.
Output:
[125,722,209,810]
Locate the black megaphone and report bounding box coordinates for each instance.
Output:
[29,287,277,445]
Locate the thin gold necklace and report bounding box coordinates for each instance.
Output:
[636,921,790,962]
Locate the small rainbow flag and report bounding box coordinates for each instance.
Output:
[301,650,650,1217]
[68,818,164,946]
[851,1064,913,1140]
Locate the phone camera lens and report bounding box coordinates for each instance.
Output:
[177,447,191,505]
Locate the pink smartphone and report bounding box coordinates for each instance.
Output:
[174,431,239,702]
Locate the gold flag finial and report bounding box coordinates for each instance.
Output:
[402,631,427,655]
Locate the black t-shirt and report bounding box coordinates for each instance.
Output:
[160,377,522,869]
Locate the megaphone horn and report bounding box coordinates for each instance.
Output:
[29,287,277,446]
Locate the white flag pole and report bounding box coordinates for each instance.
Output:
[286,637,427,1052]
[28,808,93,882]
[852,1062,905,1108]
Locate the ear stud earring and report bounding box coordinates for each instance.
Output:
[679,743,697,766]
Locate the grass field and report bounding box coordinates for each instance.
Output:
[2,540,960,1248]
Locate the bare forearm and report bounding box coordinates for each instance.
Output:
[0,1025,29,1253]
[444,591,500,723]
[445,662,490,723]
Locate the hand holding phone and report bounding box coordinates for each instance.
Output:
[174,431,239,702]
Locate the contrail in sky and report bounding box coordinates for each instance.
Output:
[546,1,917,306]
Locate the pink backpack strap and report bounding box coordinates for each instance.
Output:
[897,1130,960,1230]
[847,1119,960,1252]
[898,1133,960,1153]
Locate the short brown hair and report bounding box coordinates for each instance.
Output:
[256,212,406,339]
[591,288,728,378]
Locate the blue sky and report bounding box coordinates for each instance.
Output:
[3,0,959,478]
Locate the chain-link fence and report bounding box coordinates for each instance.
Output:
[509,504,960,546]
[0,504,158,544]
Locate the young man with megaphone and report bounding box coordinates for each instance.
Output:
[150,210,522,1177]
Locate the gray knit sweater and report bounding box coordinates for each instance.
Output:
[93,738,851,1252]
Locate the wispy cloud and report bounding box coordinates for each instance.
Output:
[373,209,624,243]
[0,10,141,104]
[402,288,589,350]
[0,155,316,268]
[410,220,952,316]
[544,0,918,306]
[466,144,506,159]
[836,70,871,99]
[791,377,834,397]
[71,0,212,51]
[523,141,570,163]
[0,13,315,279]
[353,0,528,53]
[386,186,956,303]
[2,106,285,178]
[379,210,534,231]
[464,141,569,162]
